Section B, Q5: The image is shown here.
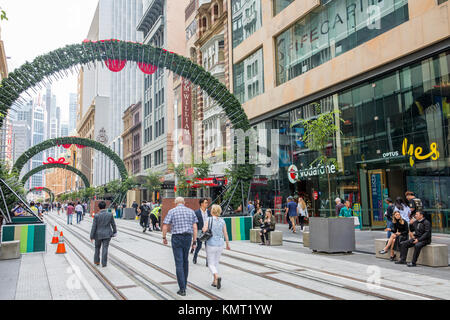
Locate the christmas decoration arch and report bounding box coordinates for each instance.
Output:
[13,137,127,182]
[26,187,55,204]
[21,163,90,189]
[1,40,254,208]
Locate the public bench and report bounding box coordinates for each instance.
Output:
[374,239,448,267]
[250,229,283,246]
[0,240,21,260]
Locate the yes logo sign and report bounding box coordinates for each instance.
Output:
[402,138,440,167]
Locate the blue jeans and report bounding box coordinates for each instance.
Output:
[386,220,393,238]
[67,214,73,225]
[171,233,192,291]
[76,211,82,224]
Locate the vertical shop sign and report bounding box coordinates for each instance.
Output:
[368,170,385,227]
[181,78,192,145]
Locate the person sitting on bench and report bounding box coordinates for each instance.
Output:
[396,211,431,267]
[260,209,276,246]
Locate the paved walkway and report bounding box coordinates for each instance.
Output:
[0,210,449,300]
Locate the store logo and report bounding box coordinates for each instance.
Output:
[288,165,298,184]
[402,138,440,167]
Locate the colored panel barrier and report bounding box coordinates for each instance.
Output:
[27,225,35,253]
[1,224,46,254]
[223,217,252,241]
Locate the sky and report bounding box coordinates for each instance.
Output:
[1,0,99,122]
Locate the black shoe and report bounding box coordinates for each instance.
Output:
[206,261,208,267]
[193,257,197,264]
[155,228,161,231]
[211,283,216,287]
[143,228,146,233]
[217,277,222,290]
[390,254,396,261]
[407,262,417,267]
[177,290,186,296]
[395,260,407,265]
[102,265,107,268]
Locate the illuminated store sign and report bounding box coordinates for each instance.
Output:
[402,138,440,167]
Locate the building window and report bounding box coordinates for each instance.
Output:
[233,48,264,104]
[144,154,151,170]
[231,0,262,48]
[154,148,163,166]
[273,0,293,16]
[275,0,410,85]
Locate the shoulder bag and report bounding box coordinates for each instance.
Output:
[198,217,213,242]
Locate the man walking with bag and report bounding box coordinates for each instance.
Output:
[162,197,198,296]
[193,198,211,265]
[90,201,117,267]
[138,200,150,232]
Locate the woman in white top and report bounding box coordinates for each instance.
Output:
[393,197,410,223]
[202,204,231,290]
[297,197,308,231]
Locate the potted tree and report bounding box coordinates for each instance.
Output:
[299,104,355,253]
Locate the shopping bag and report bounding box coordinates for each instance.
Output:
[354,216,360,226]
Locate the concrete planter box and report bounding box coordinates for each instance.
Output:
[123,208,137,220]
[309,217,355,253]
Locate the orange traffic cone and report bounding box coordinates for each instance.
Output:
[51,226,59,244]
[56,231,67,254]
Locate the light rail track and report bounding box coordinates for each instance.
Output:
[46,214,222,300]
[107,216,446,300]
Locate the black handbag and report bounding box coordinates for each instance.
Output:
[198,217,213,242]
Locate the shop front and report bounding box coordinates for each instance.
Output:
[252,50,450,233]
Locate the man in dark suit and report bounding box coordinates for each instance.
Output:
[90,201,117,267]
[396,211,432,267]
[192,198,211,265]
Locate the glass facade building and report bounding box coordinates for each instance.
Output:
[252,50,450,233]
[275,0,409,85]
[233,48,265,104]
[231,0,262,48]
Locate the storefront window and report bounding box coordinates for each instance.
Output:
[233,49,265,104]
[231,0,262,48]
[275,0,409,85]
[273,0,293,16]
[252,50,450,233]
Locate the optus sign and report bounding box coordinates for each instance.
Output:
[402,138,440,167]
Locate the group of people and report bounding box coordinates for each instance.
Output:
[63,202,88,225]
[134,200,162,232]
[11,201,45,218]
[161,197,230,296]
[379,191,432,267]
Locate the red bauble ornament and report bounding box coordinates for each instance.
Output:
[105,59,127,72]
[137,62,157,75]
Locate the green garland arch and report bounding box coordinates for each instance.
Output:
[13,137,127,181]
[21,163,90,189]
[1,39,254,207]
[27,187,55,203]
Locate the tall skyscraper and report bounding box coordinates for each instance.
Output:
[29,96,46,189]
[12,120,31,164]
[68,93,77,134]
[81,0,143,187]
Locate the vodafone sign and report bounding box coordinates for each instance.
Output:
[288,165,298,184]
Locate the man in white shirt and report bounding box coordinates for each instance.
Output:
[75,202,84,224]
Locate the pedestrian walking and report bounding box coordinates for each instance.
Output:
[297,197,308,231]
[90,201,117,267]
[202,204,230,290]
[75,202,84,224]
[150,204,161,231]
[137,200,150,232]
[193,198,211,265]
[162,197,198,296]
[285,196,298,233]
[83,202,88,219]
[66,202,75,225]
[132,200,138,215]
[57,202,61,216]
[384,198,395,238]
